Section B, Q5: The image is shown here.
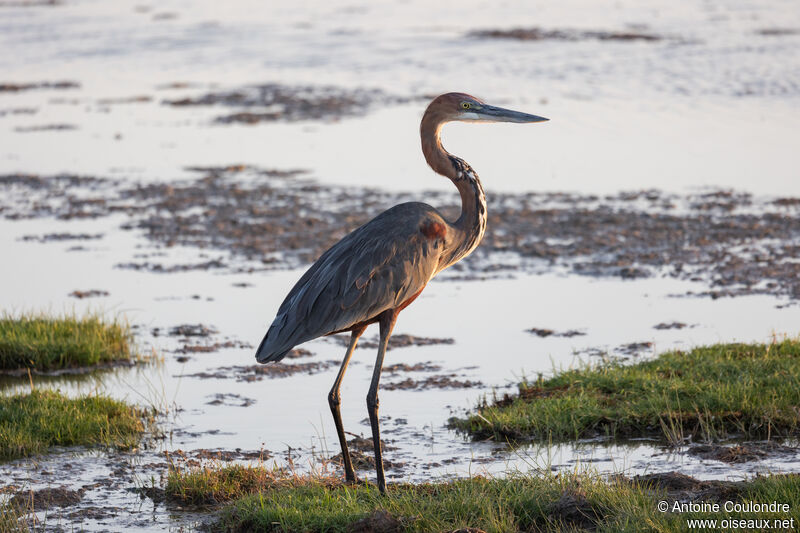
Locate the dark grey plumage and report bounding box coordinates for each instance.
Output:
[256,203,445,362]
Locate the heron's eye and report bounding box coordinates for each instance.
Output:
[461,102,471,109]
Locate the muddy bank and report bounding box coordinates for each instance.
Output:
[3,170,800,302]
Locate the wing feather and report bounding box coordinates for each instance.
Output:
[256,203,444,362]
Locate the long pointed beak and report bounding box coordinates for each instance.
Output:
[477,104,549,123]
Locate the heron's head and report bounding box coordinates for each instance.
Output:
[426,92,548,124]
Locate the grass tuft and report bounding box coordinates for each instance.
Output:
[164,460,323,506]
[0,389,151,460]
[0,312,136,371]
[450,340,800,443]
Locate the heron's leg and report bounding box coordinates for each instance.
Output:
[328,325,365,484]
[367,310,398,494]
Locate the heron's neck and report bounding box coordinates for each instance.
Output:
[420,115,488,266]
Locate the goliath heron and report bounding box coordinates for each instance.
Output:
[256,92,548,493]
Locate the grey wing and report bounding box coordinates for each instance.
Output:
[255,205,442,362]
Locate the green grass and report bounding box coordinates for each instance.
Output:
[0,389,151,460]
[0,312,136,371]
[165,462,297,506]
[450,340,800,443]
[165,465,800,532]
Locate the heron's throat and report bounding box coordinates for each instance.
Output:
[420,115,488,266]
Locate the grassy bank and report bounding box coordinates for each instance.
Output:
[450,340,800,443]
[165,464,800,532]
[0,312,135,372]
[0,389,151,460]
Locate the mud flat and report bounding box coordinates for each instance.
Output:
[162,82,423,124]
[3,170,800,303]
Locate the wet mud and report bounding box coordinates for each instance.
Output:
[383,375,483,391]
[167,447,270,463]
[527,327,585,338]
[10,486,84,510]
[204,393,256,408]
[687,442,798,464]
[20,232,103,242]
[4,171,800,303]
[68,289,109,299]
[96,95,152,105]
[163,83,420,124]
[573,341,655,361]
[0,107,38,117]
[756,28,800,36]
[614,341,653,357]
[154,323,254,356]
[163,324,217,337]
[384,362,442,373]
[330,449,405,471]
[0,80,79,92]
[285,348,313,359]
[470,27,666,42]
[330,436,402,471]
[653,322,691,330]
[180,360,340,381]
[173,340,251,355]
[330,333,455,351]
[14,123,77,132]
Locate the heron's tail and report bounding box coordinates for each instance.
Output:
[255,323,292,363]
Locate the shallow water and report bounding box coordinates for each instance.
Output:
[2,0,800,530]
[0,0,799,194]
